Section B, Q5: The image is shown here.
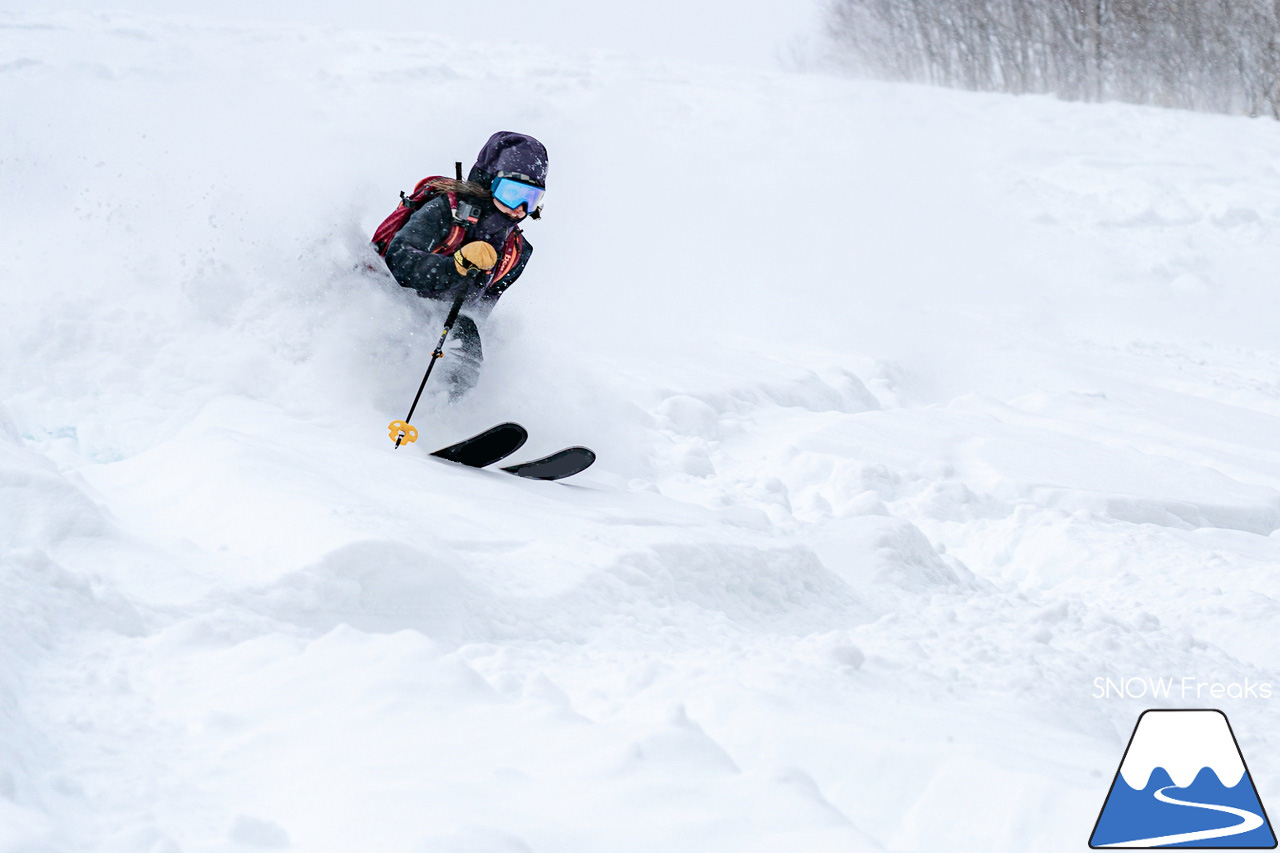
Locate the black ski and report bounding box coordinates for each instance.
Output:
[501,446,596,481]
[430,422,528,468]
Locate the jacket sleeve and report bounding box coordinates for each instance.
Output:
[384,196,468,300]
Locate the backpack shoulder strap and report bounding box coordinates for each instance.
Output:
[489,228,525,284]
[435,191,468,256]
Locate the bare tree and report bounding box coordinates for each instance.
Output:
[826,0,1280,118]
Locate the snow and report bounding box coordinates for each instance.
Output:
[3,8,1280,852]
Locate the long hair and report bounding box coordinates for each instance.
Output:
[422,177,490,200]
[425,176,541,220]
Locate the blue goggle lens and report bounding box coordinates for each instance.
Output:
[492,177,544,212]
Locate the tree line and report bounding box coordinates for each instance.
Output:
[826,0,1280,118]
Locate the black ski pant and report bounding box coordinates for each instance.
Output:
[444,314,483,400]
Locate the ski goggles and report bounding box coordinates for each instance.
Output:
[491,176,545,212]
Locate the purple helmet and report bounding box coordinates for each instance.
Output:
[468,131,549,190]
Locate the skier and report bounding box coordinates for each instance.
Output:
[381,131,548,398]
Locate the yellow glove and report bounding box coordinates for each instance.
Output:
[453,241,498,276]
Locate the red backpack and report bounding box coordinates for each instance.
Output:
[371,165,525,285]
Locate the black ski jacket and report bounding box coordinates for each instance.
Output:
[385,194,532,318]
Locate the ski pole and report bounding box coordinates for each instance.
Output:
[388,285,470,448]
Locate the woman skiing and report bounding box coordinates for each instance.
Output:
[377,131,548,398]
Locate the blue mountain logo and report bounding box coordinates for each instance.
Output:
[1091,709,1276,848]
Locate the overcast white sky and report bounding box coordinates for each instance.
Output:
[15,0,827,69]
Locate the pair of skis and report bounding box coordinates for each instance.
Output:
[428,422,595,481]
[385,287,592,481]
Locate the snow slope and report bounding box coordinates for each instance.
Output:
[3,10,1280,852]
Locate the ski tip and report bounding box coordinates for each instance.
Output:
[501,446,596,481]
[429,421,530,467]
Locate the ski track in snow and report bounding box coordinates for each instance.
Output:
[3,10,1280,853]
